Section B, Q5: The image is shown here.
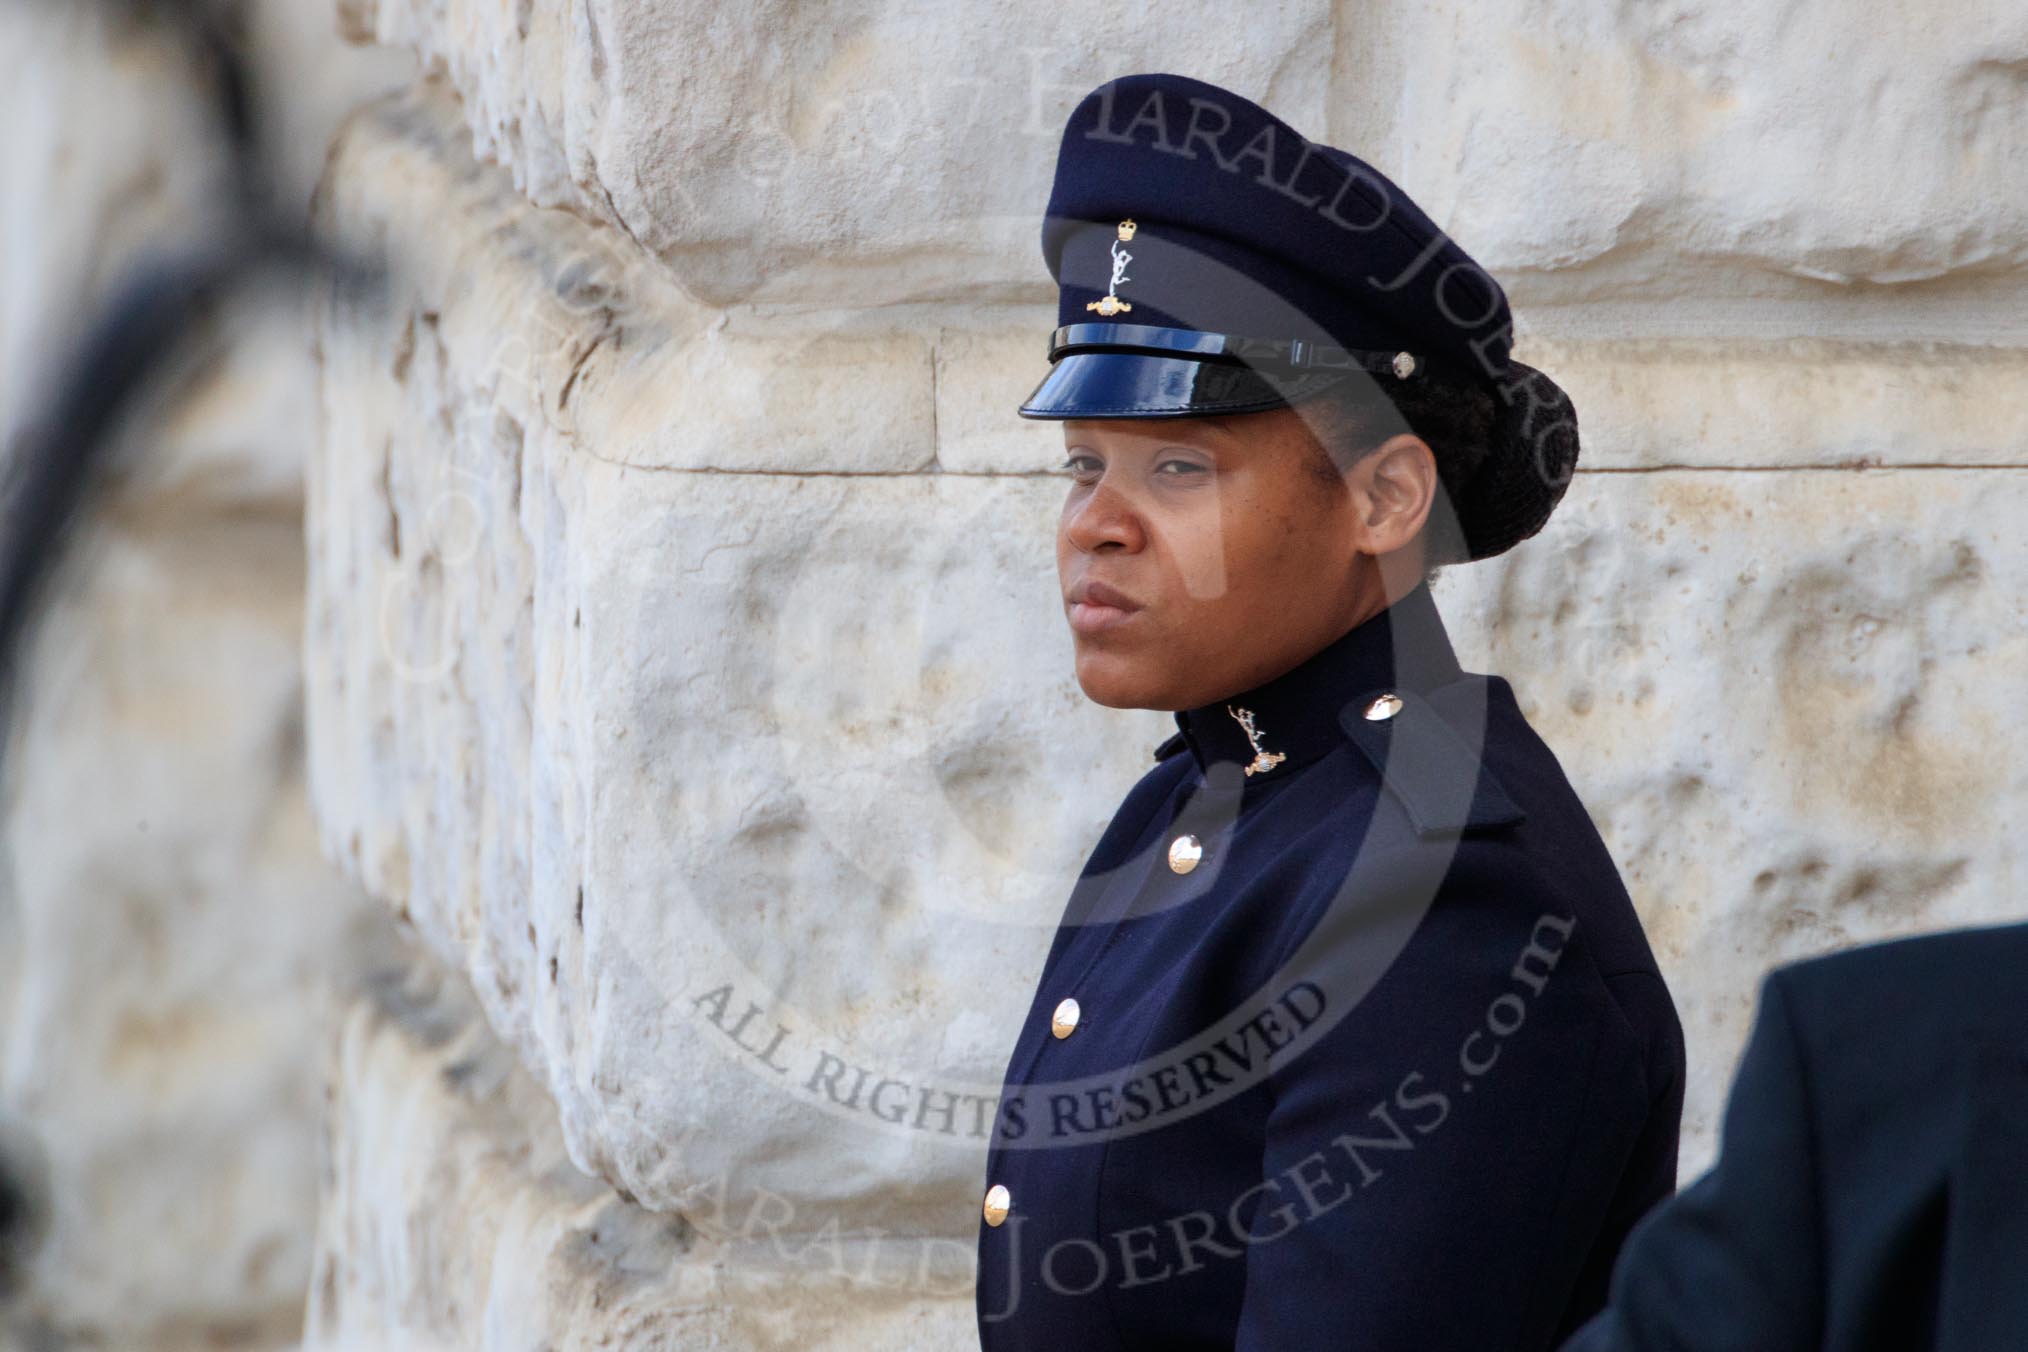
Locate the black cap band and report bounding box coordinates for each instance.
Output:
[1046,323,1425,379]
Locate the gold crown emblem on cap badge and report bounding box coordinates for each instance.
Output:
[1226,704,1287,777]
[1086,218,1137,317]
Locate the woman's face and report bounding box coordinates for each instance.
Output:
[1056,407,1415,710]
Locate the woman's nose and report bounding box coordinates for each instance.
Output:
[1064,476,1145,553]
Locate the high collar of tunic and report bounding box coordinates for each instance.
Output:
[1171,579,1464,782]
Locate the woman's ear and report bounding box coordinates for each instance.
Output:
[1347,433,1437,559]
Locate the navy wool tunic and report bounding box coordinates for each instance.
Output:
[976,580,1686,1351]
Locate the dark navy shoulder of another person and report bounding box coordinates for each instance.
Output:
[1564,921,2028,1352]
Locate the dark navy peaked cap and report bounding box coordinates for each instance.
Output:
[1021,71,1513,419]
[1019,72,1584,561]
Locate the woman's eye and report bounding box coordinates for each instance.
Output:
[1057,454,1204,479]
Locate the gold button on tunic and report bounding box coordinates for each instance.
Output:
[982,1183,1011,1226]
[1051,996,1081,1038]
[1168,833,1204,873]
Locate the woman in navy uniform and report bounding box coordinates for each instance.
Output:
[975,74,1686,1351]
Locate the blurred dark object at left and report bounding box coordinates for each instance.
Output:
[0,1117,50,1299]
[0,0,378,738]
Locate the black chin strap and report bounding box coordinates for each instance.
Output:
[1046,322,1425,380]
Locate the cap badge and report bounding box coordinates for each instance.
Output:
[1225,704,1288,777]
[1086,219,1137,317]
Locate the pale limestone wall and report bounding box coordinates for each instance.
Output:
[297,2,2028,1347]
[307,939,975,1350]
[329,0,1334,307]
[0,4,410,1347]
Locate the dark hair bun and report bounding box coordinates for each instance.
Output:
[1452,358,1580,561]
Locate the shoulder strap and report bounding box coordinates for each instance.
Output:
[1336,684,1525,837]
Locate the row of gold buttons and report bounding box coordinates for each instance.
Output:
[982,997,1083,1224]
[984,695,1405,1231]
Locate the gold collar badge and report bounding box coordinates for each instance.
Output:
[1086,219,1137,317]
[1226,704,1287,777]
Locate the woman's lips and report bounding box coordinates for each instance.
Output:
[1066,580,1144,636]
[1068,599,1140,635]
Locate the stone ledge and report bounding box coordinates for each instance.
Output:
[317,89,2028,483]
[328,0,1334,307]
[337,0,2028,314]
